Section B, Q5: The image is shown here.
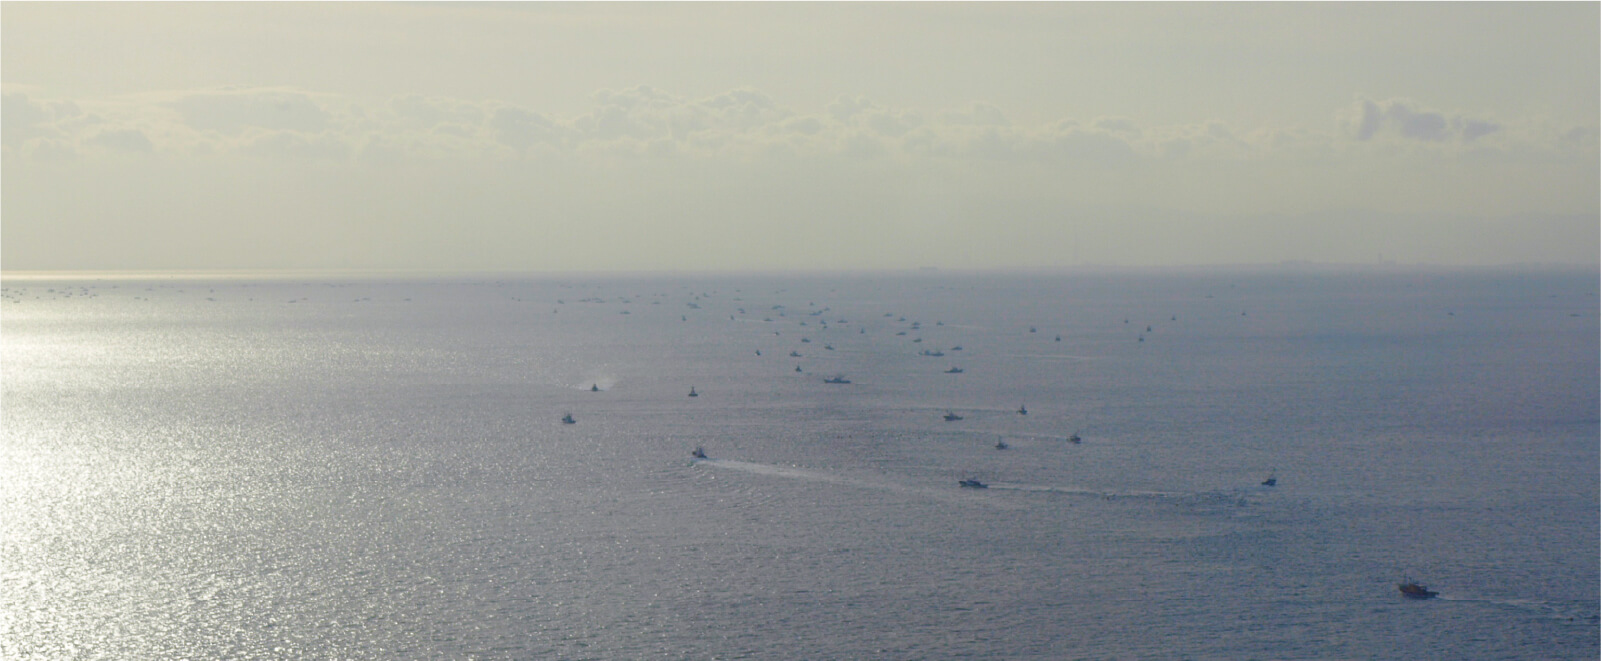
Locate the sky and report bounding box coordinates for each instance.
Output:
[3,2,1597,272]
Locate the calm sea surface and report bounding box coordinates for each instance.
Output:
[3,270,1597,659]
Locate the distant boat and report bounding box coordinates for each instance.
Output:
[688,386,699,397]
[824,344,834,350]
[920,349,944,357]
[691,446,708,459]
[943,411,964,421]
[823,375,851,384]
[945,367,963,374]
[951,346,963,351]
[795,365,803,372]
[995,439,1009,450]
[959,478,988,489]
[561,413,577,424]
[790,351,802,357]
[1068,432,1082,444]
[1261,472,1277,487]
[1398,582,1437,599]
[755,350,761,356]
[590,384,600,392]
[1018,404,1028,415]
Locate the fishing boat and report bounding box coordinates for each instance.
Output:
[959,478,988,489]
[590,384,600,392]
[823,375,851,384]
[561,413,577,424]
[690,446,708,459]
[1018,404,1028,415]
[943,411,963,422]
[945,367,963,374]
[995,439,1009,450]
[1398,582,1438,599]
[1262,472,1277,487]
[688,386,699,397]
[1068,432,1082,444]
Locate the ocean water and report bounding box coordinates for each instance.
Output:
[2,269,1596,659]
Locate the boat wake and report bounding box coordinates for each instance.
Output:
[985,483,1187,499]
[1436,595,1601,624]
[694,458,1022,509]
[985,483,1270,507]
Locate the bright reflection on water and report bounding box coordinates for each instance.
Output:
[2,272,1597,658]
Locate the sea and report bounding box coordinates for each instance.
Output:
[2,269,1597,660]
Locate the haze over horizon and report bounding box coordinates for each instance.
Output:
[4,3,1597,273]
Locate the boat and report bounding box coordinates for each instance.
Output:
[1068,432,1082,444]
[795,365,803,372]
[790,351,802,357]
[1261,473,1277,487]
[943,411,963,421]
[688,386,699,397]
[1018,404,1028,415]
[561,413,577,424]
[995,439,1009,450]
[920,349,944,357]
[959,478,987,489]
[823,375,851,384]
[945,367,963,374]
[590,384,600,392]
[690,446,708,459]
[1398,582,1438,599]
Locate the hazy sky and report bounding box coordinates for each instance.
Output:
[3,2,1597,272]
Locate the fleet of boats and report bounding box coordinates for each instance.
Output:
[551,299,1289,530]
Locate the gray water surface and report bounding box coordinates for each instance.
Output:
[4,271,1596,659]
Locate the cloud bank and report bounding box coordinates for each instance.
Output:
[7,87,1590,168]
[3,86,1596,271]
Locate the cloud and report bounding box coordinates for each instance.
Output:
[172,89,331,135]
[938,102,1011,127]
[5,85,1585,174]
[390,94,485,129]
[1343,97,1501,144]
[2,91,83,149]
[246,130,349,160]
[85,128,154,153]
[489,106,567,152]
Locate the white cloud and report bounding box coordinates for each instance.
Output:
[171,89,332,135]
[85,128,154,153]
[1342,97,1501,144]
